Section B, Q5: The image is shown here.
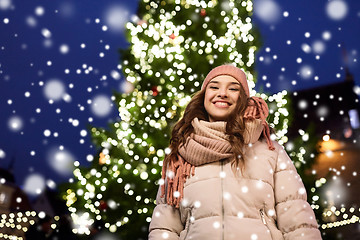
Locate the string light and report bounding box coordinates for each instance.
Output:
[0,211,62,238]
[321,212,360,229]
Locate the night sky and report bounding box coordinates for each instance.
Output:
[1,0,359,196]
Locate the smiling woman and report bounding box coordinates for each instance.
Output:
[204,75,242,122]
[148,64,322,240]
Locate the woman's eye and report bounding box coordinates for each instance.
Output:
[230,88,240,91]
[209,86,218,89]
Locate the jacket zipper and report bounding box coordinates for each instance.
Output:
[260,208,275,240]
[259,209,267,225]
[221,160,225,240]
[184,207,193,239]
[260,208,272,234]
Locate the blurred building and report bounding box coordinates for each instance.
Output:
[0,161,75,240]
[0,165,33,240]
[289,68,360,140]
[288,69,360,239]
[32,187,69,218]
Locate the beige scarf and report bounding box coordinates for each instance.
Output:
[161,118,268,208]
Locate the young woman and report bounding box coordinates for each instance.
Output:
[149,65,322,240]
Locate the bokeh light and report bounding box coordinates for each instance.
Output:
[47,148,75,176]
[326,0,348,21]
[120,81,134,94]
[0,0,11,10]
[7,116,23,132]
[43,79,66,101]
[254,0,281,24]
[23,173,46,196]
[312,40,326,54]
[91,95,113,117]
[58,2,75,18]
[104,5,130,32]
[0,149,5,159]
[299,65,314,80]
[59,44,70,54]
[35,6,45,16]
[25,16,37,27]
[322,31,332,41]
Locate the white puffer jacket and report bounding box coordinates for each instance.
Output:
[149,120,322,240]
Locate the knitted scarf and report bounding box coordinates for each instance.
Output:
[160,118,232,208]
[244,97,274,150]
[161,97,275,208]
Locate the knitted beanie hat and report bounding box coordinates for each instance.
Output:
[202,64,275,150]
[201,64,250,97]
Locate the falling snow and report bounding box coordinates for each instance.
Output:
[43,79,66,101]
[0,0,12,10]
[254,0,281,24]
[91,95,113,117]
[47,148,75,176]
[0,3,359,239]
[0,149,6,158]
[326,0,349,21]
[0,1,135,195]
[7,116,23,132]
[23,173,46,196]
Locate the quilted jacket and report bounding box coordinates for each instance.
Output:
[149,120,322,240]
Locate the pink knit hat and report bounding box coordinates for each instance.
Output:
[201,65,250,97]
[202,64,275,150]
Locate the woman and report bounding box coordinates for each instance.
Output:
[149,65,322,240]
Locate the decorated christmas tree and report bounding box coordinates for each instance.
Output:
[62,0,315,239]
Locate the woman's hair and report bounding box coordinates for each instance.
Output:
[165,83,249,171]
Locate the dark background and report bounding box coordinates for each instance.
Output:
[0,0,359,195]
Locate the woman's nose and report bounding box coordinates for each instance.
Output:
[218,88,228,97]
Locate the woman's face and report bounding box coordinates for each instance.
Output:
[204,75,242,122]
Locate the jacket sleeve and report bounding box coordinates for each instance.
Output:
[148,185,184,240]
[274,143,322,239]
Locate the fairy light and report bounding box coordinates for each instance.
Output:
[0,211,63,239]
[321,212,360,229]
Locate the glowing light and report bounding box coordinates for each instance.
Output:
[254,0,281,24]
[59,44,70,54]
[90,95,112,117]
[301,43,311,54]
[326,0,348,21]
[26,16,37,27]
[23,174,46,196]
[0,149,5,158]
[312,40,326,54]
[35,6,45,16]
[41,28,52,38]
[104,5,130,32]
[47,148,75,176]
[0,0,12,10]
[322,31,332,41]
[8,116,23,132]
[323,135,330,141]
[299,65,313,79]
[71,212,92,235]
[43,79,66,101]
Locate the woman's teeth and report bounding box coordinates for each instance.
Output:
[214,102,229,107]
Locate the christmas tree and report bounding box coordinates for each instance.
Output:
[62,0,307,239]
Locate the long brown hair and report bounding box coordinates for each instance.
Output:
[165,83,249,170]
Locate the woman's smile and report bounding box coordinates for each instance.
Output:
[213,100,231,108]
